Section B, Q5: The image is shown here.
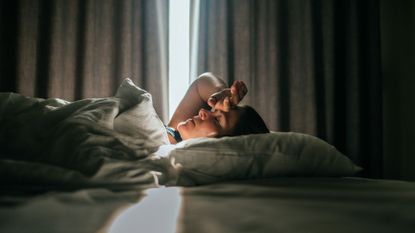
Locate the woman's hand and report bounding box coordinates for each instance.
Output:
[207,80,248,112]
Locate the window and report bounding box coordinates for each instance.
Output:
[168,0,191,119]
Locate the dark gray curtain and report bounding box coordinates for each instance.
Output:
[192,0,383,178]
[380,0,415,181]
[0,0,169,121]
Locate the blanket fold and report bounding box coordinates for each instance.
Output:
[0,79,169,189]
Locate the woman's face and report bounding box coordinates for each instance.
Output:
[177,107,242,140]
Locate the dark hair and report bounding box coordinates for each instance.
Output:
[231,105,270,136]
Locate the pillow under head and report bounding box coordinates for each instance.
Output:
[167,132,361,185]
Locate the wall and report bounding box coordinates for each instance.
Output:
[381,0,415,180]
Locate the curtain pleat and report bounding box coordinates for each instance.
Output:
[192,0,383,178]
[0,0,169,121]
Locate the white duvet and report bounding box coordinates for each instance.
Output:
[0,79,169,188]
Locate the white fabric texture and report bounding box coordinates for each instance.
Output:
[2,177,415,233]
[114,78,169,147]
[164,132,361,185]
[0,79,168,188]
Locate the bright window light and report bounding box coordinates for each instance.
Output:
[169,0,191,119]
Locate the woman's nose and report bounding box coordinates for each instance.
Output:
[198,108,210,120]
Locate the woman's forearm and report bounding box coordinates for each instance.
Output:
[195,73,227,102]
[167,73,227,128]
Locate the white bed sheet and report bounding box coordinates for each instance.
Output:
[1,177,414,233]
[177,177,415,233]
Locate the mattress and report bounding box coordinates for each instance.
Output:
[2,177,413,233]
[176,177,415,233]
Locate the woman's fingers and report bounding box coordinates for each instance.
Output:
[210,95,231,112]
[239,81,248,98]
[236,81,247,99]
[207,96,217,108]
[223,96,231,112]
[230,85,240,104]
[208,81,247,112]
[230,80,248,104]
[208,93,226,111]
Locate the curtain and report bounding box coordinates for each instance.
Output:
[380,0,415,181]
[0,0,169,121]
[192,0,383,178]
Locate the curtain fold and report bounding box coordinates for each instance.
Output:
[192,0,383,178]
[0,0,169,121]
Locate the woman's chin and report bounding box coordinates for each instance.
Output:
[177,121,187,131]
[176,124,188,140]
[177,122,184,129]
[178,119,194,129]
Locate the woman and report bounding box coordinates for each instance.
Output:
[166,73,269,144]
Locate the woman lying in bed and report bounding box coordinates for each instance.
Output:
[166,73,269,144]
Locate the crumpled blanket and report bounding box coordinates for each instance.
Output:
[0,79,170,190]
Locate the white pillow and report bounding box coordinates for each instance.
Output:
[167,132,361,185]
[113,79,169,147]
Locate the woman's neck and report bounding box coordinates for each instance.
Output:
[167,133,177,144]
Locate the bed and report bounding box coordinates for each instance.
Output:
[1,79,414,233]
[1,177,414,233]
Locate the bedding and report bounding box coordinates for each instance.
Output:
[0,78,359,190]
[176,177,415,233]
[1,177,414,233]
[0,79,168,189]
[0,79,411,233]
[164,133,361,185]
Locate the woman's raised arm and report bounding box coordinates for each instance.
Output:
[167,73,227,129]
[168,72,248,129]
